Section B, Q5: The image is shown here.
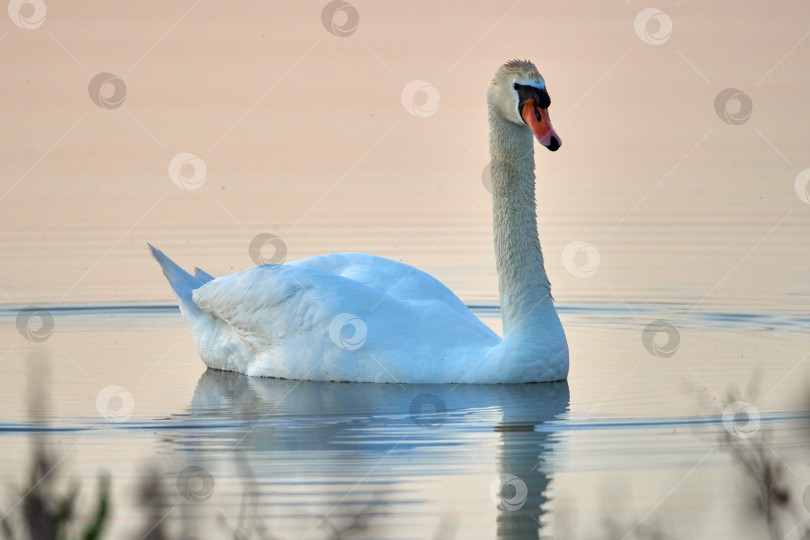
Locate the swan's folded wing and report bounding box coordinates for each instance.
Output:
[188,263,383,378]
[188,262,500,381]
[288,253,474,319]
[191,264,367,333]
[190,257,492,352]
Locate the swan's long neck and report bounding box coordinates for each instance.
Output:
[488,111,552,338]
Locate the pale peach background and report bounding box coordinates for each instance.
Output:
[1,1,808,308]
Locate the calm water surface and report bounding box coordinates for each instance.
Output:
[1,302,808,539]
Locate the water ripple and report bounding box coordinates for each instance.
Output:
[0,301,807,337]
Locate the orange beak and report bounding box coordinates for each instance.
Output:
[520,99,561,151]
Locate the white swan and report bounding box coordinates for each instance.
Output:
[150,59,568,384]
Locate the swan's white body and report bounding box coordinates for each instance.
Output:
[151,60,568,384]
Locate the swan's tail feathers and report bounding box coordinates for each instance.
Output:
[194,267,215,283]
[148,243,204,315]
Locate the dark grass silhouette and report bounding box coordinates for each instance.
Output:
[1,354,111,540]
[717,389,810,540]
[0,440,110,540]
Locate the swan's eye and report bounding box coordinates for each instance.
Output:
[514,83,551,110]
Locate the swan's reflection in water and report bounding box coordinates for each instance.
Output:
[179,369,569,538]
[492,381,569,539]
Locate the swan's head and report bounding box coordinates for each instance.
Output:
[488,59,561,151]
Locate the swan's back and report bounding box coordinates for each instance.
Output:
[289,253,475,319]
